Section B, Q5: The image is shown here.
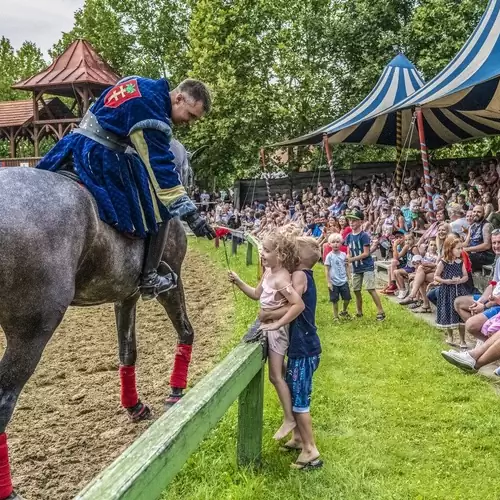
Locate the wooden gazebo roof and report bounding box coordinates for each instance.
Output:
[0,98,74,129]
[12,39,120,97]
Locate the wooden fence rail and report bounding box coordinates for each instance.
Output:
[75,341,265,500]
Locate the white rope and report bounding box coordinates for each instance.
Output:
[312,145,325,188]
[399,114,417,192]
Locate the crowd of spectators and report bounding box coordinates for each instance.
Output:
[200,157,500,375]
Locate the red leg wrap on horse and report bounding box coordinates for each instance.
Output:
[169,343,192,389]
[119,365,139,408]
[0,433,12,499]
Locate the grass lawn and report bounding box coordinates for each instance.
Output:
[164,238,500,500]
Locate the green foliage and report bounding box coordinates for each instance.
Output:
[403,0,488,78]
[0,37,45,101]
[332,0,416,112]
[0,37,45,158]
[185,0,340,182]
[49,0,189,79]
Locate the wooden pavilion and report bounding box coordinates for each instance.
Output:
[1,39,120,161]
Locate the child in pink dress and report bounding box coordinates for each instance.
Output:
[229,230,305,439]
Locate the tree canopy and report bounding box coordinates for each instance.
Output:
[0,0,495,182]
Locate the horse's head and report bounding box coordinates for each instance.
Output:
[170,139,209,190]
[170,138,193,190]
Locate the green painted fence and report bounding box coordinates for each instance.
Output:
[75,341,265,500]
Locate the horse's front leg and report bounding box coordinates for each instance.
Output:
[115,295,151,422]
[156,278,194,408]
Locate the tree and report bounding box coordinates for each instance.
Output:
[0,37,45,101]
[50,0,190,80]
[403,0,488,78]
[49,0,135,74]
[183,0,342,184]
[39,0,498,181]
[331,0,416,112]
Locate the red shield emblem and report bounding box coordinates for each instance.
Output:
[104,79,142,108]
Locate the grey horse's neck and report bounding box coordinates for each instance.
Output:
[170,138,193,191]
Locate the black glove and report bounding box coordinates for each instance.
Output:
[242,318,263,343]
[185,212,216,240]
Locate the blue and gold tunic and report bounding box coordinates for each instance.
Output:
[37,77,195,237]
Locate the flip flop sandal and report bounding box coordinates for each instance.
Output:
[414,306,432,313]
[356,312,363,318]
[376,313,386,321]
[399,297,416,306]
[291,457,324,470]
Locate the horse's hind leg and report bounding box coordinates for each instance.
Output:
[115,295,151,422]
[0,305,69,500]
[156,277,194,408]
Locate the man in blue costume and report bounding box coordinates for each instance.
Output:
[37,77,215,300]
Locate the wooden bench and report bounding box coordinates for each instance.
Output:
[375,260,392,288]
[375,261,492,293]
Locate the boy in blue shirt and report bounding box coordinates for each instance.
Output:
[345,209,386,321]
[260,236,323,470]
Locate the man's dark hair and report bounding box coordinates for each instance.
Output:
[178,79,212,113]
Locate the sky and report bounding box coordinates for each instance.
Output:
[0,0,84,55]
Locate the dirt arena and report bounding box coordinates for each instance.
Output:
[3,248,232,499]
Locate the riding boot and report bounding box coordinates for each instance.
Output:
[140,222,178,301]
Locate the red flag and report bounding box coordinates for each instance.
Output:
[215,227,231,238]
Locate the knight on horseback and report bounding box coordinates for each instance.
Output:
[37,76,216,300]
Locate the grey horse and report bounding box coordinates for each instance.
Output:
[0,140,198,499]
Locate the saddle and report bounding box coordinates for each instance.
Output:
[56,157,81,183]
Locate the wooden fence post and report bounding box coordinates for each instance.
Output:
[76,343,264,500]
[237,365,264,466]
[246,241,253,266]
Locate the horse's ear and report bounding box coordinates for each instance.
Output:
[188,145,209,163]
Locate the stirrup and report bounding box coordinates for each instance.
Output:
[141,270,178,301]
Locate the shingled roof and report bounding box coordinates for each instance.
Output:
[0,98,75,129]
[12,39,120,96]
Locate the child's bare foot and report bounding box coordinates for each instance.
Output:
[282,438,302,450]
[273,419,297,440]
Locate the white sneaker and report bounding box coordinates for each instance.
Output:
[396,290,408,299]
[441,350,477,372]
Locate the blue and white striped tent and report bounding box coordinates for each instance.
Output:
[272,53,424,148]
[374,0,500,149]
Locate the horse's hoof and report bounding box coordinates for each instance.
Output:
[164,393,183,411]
[5,492,24,500]
[126,401,152,422]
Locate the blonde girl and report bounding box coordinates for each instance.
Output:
[229,230,304,440]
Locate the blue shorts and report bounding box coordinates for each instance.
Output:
[329,282,351,303]
[473,294,500,319]
[286,355,320,413]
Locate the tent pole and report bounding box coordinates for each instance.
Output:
[395,110,403,193]
[259,148,272,202]
[323,133,335,193]
[416,107,435,221]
